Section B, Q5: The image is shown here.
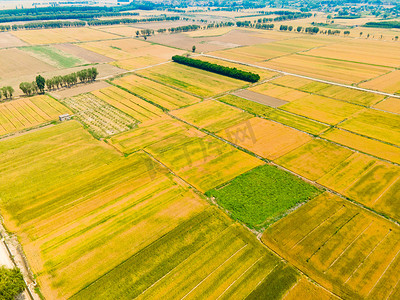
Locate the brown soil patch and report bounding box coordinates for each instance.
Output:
[50,81,111,99]
[0,32,27,48]
[53,43,113,64]
[233,89,289,107]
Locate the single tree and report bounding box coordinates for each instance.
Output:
[36,75,45,94]
[7,86,14,98]
[192,45,196,53]
[2,87,8,99]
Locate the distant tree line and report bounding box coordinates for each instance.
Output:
[19,68,98,96]
[0,16,180,31]
[172,55,260,83]
[364,21,400,29]
[168,25,201,33]
[236,21,273,30]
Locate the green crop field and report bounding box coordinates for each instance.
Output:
[206,165,321,230]
[22,45,83,68]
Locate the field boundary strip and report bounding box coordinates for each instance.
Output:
[202,54,400,99]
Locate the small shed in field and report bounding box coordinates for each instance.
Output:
[59,114,71,122]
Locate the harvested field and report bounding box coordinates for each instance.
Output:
[359,70,400,94]
[12,27,119,45]
[91,86,164,122]
[303,39,400,68]
[170,100,252,132]
[50,81,111,99]
[53,43,113,64]
[209,38,330,64]
[0,48,56,80]
[250,83,309,102]
[262,54,391,84]
[0,121,208,298]
[322,128,400,164]
[280,95,362,125]
[233,89,289,107]
[338,109,400,147]
[197,56,278,80]
[0,32,27,48]
[272,75,384,106]
[263,192,400,299]
[136,62,247,98]
[71,207,301,300]
[97,25,141,37]
[185,27,234,37]
[206,164,321,230]
[218,117,312,160]
[21,45,83,68]
[283,278,339,300]
[374,98,400,114]
[147,29,273,52]
[275,139,354,181]
[0,95,70,136]
[111,74,200,110]
[60,93,137,137]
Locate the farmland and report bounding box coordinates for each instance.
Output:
[0,95,70,136]
[22,45,83,69]
[136,62,248,98]
[263,192,400,299]
[111,74,200,110]
[360,70,400,94]
[374,97,400,114]
[206,164,321,230]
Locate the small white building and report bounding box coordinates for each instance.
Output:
[59,114,71,122]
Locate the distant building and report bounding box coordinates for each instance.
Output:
[59,114,71,122]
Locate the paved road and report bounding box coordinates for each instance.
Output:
[202,54,400,99]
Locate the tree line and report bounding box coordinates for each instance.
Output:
[19,68,98,96]
[172,55,260,83]
[364,21,400,29]
[0,16,180,31]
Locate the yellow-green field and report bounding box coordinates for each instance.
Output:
[111,74,201,110]
[0,95,70,136]
[374,97,400,114]
[263,192,400,299]
[136,62,248,98]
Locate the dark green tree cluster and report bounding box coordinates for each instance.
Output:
[168,25,200,33]
[255,23,274,30]
[0,86,14,100]
[8,21,86,31]
[206,22,235,29]
[20,68,98,96]
[0,267,25,300]
[172,55,260,83]
[364,21,400,29]
[279,25,293,31]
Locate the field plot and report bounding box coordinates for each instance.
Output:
[317,152,400,220]
[338,109,400,147]
[209,38,329,64]
[262,54,391,84]
[218,117,312,160]
[12,28,118,45]
[0,95,70,136]
[110,118,263,192]
[21,45,83,68]
[283,278,339,300]
[111,74,200,110]
[249,83,309,102]
[280,95,362,125]
[185,27,234,37]
[198,55,278,80]
[0,48,56,80]
[233,90,289,108]
[79,38,184,69]
[97,25,141,37]
[303,40,400,68]
[206,164,320,230]
[0,32,27,48]
[271,75,384,106]
[275,139,354,181]
[360,70,400,94]
[374,97,400,114]
[218,94,274,116]
[322,128,400,164]
[71,208,301,300]
[91,86,164,122]
[0,121,208,298]
[60,93,137,137]
[53,43,113,64]
[136,63,247,98]
[171,100,252,132]
[262,192,400,299]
